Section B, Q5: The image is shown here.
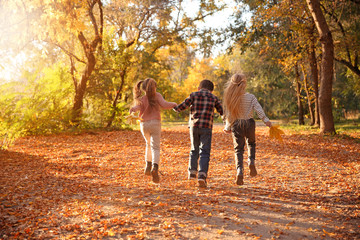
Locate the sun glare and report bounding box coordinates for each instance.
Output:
[0,52,27,83]
[0,1,30,83]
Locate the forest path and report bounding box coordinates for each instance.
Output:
[1,125,359,239]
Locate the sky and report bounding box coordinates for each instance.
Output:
[183,0,238,56]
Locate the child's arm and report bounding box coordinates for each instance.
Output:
[215,97,224,116]
[252,97,272,127]
[265,121,272,128]
[173,95,192,112]
[129,105,141,114]
[156,92,177,109]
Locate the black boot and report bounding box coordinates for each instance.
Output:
[151,163,160,183]
[144,161,152,176]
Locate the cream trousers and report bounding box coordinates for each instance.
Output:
[140,119,161,164]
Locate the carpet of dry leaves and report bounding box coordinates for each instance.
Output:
[1,124,359,240]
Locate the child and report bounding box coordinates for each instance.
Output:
[223,73,272,185]
[173,80,223,188]
[130,78,177,183]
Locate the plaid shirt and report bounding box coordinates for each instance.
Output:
[174,89,223,128]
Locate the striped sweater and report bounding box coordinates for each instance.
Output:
[224,93,270,130]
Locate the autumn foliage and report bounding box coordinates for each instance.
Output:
[0,125,359,239]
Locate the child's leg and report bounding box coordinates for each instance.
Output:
[198,128,212,178]
[189,127,200,177]
[148,120,161,183]
[245,119,257,176]
[150,123,161,165]
[232,121,246,173]
[232,120,246,185]
[140,122,152,163]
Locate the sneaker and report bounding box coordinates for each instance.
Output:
[236,174,244,185]
[249,164,257,177]
[151,163,160,183]
[198,175,207,188]
[144,162,152,176]
[188,173,196,180]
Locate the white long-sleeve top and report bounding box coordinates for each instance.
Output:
[224,93,270,130]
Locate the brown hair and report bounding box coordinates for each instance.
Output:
[133,78,159,110]
[223,73,247,124]
[199,79,214,91]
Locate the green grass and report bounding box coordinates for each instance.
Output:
[278,119,360,142]
[335,119,360,132]
[280,119,360,132]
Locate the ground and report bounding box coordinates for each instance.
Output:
[0,124,359,239]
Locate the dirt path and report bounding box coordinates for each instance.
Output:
[1,125,359,239]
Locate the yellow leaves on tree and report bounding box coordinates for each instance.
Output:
[184,59,214,91]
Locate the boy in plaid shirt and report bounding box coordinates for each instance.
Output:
[174,80,223,187]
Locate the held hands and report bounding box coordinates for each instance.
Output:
[223,129,232,134]
[129,107,135,114]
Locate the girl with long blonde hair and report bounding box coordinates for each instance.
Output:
[130,78,177,183]
[223,73,272,185]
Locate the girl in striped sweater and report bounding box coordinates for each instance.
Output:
[223,73,272,185]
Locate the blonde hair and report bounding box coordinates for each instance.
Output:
[133,78,159,110]
[223,73,247,124]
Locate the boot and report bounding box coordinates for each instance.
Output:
[249,164,257,177]
[249,159,257,177]
[151,163,160,183]
[248,144,257,177]
[236,167,244,185]
[144,161,152,176]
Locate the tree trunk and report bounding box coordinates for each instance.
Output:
[306,0,336,134]
[106,72,126,128]
[70,0,103,124]
[72,53,96,123]
[308,24,320,126]
[295,64,305,125]
[301,64,315,125]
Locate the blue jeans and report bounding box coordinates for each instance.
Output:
[189,127,212,178]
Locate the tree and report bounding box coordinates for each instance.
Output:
[229,0,311,121]
[301,63,315,125]
[70,0,103,124]
[6,0,104,124]
[99,0,223,127]
[322,0,360,78]
[306,0,336,134]
[295,64,305,125]
[307,22,320,126]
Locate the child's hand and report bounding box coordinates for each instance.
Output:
[265,121,272,128]
[223,129,231,134]
[125,113,143,125]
